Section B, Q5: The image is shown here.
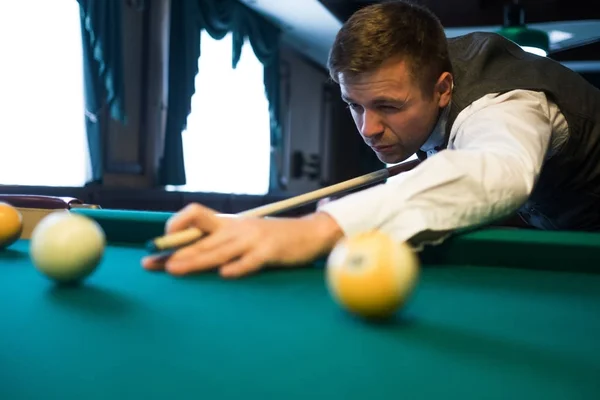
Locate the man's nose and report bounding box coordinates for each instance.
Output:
[360,110,384,138]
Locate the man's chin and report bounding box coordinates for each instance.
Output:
[376,153,404,165]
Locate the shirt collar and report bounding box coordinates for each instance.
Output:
[419,103,451,155]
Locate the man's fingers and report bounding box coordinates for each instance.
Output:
[167,227,237,264]
[165,203,220,234]
[141,253,169,271]
[142,203,227,272]
[163,221,240,271]
[165,236,249,276]
[219,250,267,279]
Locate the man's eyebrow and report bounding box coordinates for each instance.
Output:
[340,95,407,106]
[371,96,406,105]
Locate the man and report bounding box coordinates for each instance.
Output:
[142,0,600,278]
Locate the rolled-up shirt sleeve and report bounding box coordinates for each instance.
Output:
[318,89,554,245]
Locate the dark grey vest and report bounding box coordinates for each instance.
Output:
[418,32,600,231]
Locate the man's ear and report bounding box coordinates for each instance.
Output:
[435,72,453,108]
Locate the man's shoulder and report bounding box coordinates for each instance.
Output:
[447,32,519,55]
[448,31,497,43]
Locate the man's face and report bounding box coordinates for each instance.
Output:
[338,58,452,164]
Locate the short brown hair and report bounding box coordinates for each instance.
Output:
[327,0,452,95]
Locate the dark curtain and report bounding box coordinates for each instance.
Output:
[158,0,282,189]
[78,0,126,183]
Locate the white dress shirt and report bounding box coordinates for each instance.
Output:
[319,89,570,248]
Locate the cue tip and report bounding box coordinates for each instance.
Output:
[145,240,177,259]
[146,239,159,254]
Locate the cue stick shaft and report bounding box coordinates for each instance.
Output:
[239,159,420,217]
[148,159,420,252]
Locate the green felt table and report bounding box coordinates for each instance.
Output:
[1,208,600,399]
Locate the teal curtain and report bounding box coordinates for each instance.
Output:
[159,0,282,189]
[78,0,126,183]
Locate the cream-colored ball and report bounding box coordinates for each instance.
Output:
[326,230,419,319]
[29,211,105,283]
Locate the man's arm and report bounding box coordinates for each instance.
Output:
[318,89,554,246]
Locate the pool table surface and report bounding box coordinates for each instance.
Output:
[1,208,600,399]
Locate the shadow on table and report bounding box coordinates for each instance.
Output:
[0,248,28,261]
[391,317,600,387]
[45,282,140,317]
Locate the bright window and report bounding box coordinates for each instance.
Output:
[170,30,271,195]
[0,0,90,186]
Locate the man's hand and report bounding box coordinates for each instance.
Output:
[141,203,344,278]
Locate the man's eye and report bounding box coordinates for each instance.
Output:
[379,105,399,112]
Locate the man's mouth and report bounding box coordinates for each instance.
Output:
[372,144,394,152]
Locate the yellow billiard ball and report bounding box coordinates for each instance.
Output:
[29,211,105,284]
[325,230,419,319]
[0,202,23,250]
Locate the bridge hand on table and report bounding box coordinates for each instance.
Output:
[141,203,344,278]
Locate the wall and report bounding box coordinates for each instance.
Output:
[101,0,170,189]
[278,46,384,195]
[279,47,331,195]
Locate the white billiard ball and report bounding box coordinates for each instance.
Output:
[29,211,105,284]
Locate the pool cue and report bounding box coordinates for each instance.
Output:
[146,159,420,253]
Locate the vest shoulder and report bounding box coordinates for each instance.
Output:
[446,32,600,117]
[447,32,523,57]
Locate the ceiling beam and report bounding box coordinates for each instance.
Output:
[318,0,599,27]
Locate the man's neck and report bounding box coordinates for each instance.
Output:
[419,104,450,157]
